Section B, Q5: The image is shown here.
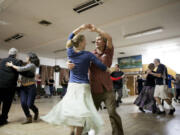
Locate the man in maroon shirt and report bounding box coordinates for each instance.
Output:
[68,24,124,135]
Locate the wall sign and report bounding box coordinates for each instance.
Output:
[118,55,142,69]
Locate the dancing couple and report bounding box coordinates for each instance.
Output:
[41,24,124,135]
[135,59,175,115]
[0,48,40,126]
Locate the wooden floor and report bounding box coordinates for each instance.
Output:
[0,96,180,135]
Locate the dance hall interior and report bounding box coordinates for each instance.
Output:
[0,0,180,135]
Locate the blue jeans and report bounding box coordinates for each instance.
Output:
[49,85,54,96]
[20,84,38,117]
[61,85,67,98]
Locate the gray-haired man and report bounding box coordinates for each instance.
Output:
[148,59,175,115]
[0,48,22,126]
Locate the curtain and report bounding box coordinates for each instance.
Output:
[40,65,54,85]
[59,68,70,85]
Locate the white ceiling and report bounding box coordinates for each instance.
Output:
[0,0,180,59]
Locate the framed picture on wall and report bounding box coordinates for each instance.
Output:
[118,55,142,69]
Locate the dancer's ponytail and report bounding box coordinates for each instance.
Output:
[71,34,85,48]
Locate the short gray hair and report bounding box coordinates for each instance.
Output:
[8,48,18,55]
[154,58,160,63]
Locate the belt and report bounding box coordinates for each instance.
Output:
[22,82,35,87]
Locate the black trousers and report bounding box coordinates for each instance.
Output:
[138,87,143,94]
[114,88,123,101]
[0,88,15,121]
[176,88,180,100]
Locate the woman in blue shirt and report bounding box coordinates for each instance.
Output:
[41,24,111,135]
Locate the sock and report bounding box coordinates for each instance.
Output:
[158,104,165,112]
[88,129,95,135]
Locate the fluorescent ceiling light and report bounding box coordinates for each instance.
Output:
[124,27,163,39]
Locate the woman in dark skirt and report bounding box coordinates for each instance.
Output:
[134,63,157,113]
